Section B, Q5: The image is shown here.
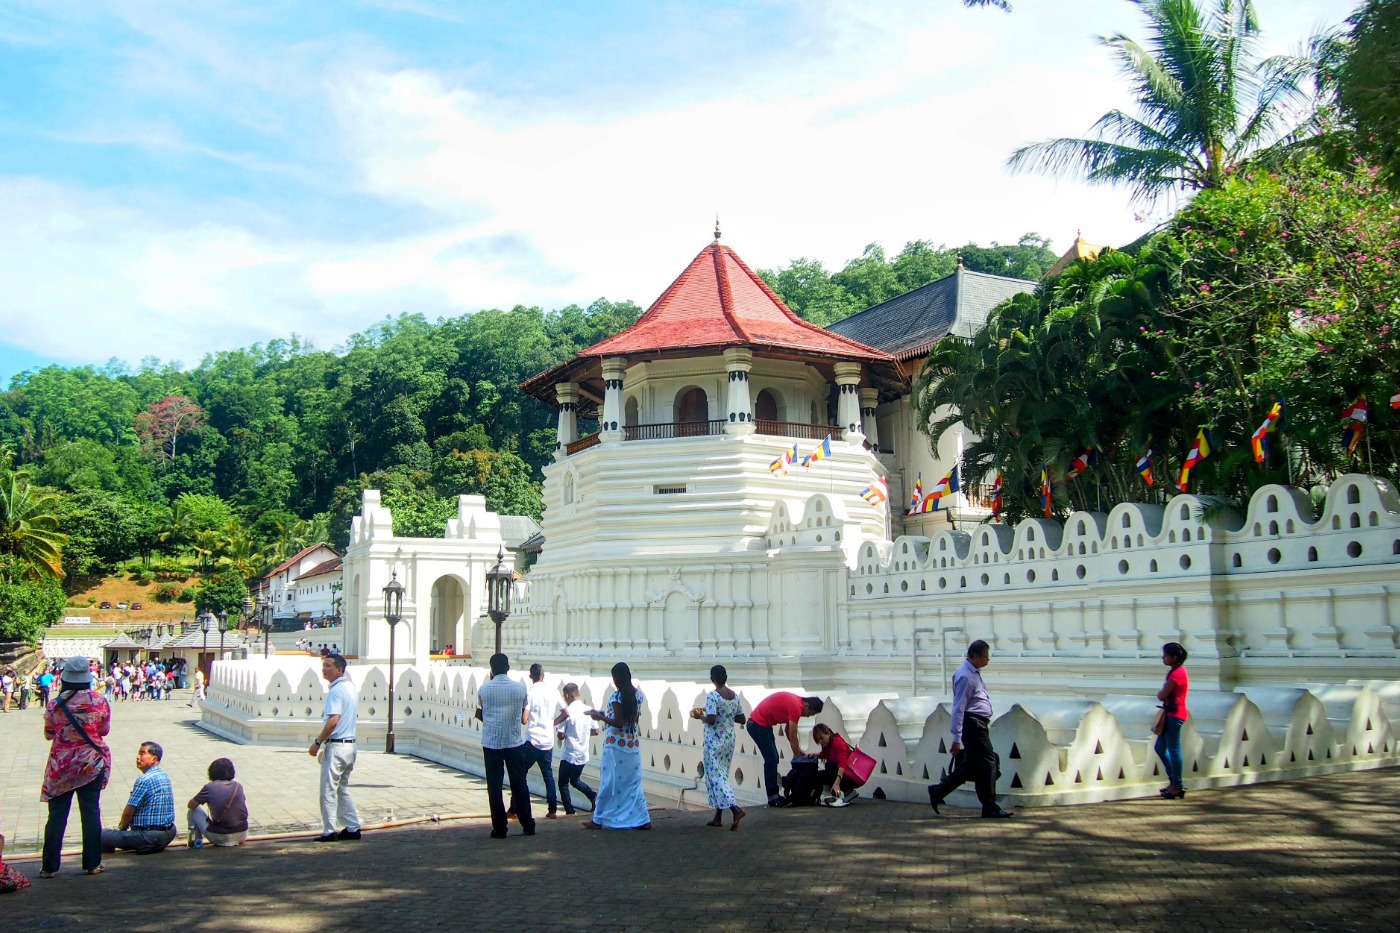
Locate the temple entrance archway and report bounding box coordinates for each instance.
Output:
[430,575,467,653]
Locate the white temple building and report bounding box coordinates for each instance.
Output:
[202,234,1400,810]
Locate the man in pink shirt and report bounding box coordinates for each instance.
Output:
[746,691,823,807]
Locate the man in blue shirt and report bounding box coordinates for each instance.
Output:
[102,741,178,853]
[475,653,535,839]
[310,653,361,842]
[927,640,1013,819]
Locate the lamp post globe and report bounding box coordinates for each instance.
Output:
[382,570,405,754]
[485,546,514,655]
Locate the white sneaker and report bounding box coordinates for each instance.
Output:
[827,796,849,808]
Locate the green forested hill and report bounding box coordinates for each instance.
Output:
[0,236,1054,597]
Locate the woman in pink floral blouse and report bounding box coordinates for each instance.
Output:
[40,656,112,878]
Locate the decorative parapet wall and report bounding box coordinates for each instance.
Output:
[842,475,1400,691]
[201,658,1400,808]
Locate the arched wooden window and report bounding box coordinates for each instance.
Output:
[624,396,639,427]
[675,387,709,436]
[755,389,779,423]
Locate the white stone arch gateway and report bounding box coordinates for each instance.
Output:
[341,490,510,664]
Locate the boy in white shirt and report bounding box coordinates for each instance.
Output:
[552,683,598,815]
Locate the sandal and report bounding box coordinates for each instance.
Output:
[705,818,723,828]
[38,870,57,879]
[582,821,601,829]
[730,808,746,832]
[84,866,105,875]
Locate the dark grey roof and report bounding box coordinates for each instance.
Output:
[826,268,1036,360]
[499,515,544,550]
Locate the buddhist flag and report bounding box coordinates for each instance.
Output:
[769,442,798,477]
[860,476,889,506]
[1067,448,1095,479]
[991,471,1003,519]
[1251,400,1285,464]
[1136,449,1155,488]
[1176,429,1212,492]
[1040,468,1052,518]
[908,472,924,514]
[802,436,833,469]
[922,466,960,512]
[1341,396,1368,458]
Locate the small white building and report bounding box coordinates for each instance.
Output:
[259,544,340,629]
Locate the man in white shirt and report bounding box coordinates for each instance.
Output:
[308,654,362,841]
[475,653,535,839]
[552,682,597,815]
[523,663,563,818]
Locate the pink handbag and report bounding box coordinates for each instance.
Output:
[846,746,877,786]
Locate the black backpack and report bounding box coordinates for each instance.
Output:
[781,757,824,806]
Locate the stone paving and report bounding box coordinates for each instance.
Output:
[0,688,494,854]
[2,694,1398,932]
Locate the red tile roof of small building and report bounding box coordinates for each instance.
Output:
[264,544,337,580]
[581,241,892,360]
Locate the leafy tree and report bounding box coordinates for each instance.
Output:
[1008,0,1310,204]
[0,555,67,643]
[1337,0,1400,184]
[194,569,251,617]
[434,449,545,520]
[134,394,206,462]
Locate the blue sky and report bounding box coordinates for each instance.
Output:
[0,0,1358,385]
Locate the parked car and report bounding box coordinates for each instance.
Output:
[116,602,129,610]
[131,603,143,610]
[99,601,112,609]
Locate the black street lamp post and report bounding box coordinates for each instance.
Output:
[486,546,514,655]
[217,609,228,658]
[383,571,405,754]
[262,597,273,659]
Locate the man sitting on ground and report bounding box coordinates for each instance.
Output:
[102,741,177,854]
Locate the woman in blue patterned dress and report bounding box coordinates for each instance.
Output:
[692,664,746,830]
[585,662,650,830]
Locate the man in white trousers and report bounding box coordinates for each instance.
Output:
[308,653,362,842]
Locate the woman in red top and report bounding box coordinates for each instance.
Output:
[1154,642,1190,800]
[812,724,864,806]
[40,656,113,876]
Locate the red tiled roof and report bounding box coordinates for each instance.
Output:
[584,242,892,360]
[298,557,343,579]
[264,544,337,580]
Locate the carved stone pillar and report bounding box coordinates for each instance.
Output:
[859,387,880,449]
[555,381,579,459]
[723,347,755,436]
[600,357,626,442]
[834,362,864,442]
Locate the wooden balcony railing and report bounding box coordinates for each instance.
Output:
[565,433,601,455]
[962,483,997,510]
[624,420,727,441]
[755,420,839,441]
[562,420,840,455]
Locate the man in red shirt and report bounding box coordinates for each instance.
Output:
[746,691,823,807]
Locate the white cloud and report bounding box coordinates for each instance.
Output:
[0,0,1358,373]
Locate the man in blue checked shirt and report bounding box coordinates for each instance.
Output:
[927,640,1014,819]
[102,741,178,853]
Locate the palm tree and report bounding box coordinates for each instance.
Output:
[0,460,67,580]
[1007,0,1306,204]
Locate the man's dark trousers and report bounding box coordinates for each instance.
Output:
[484,743,536,835]
[929,713,998,813]
[745,720,782,802]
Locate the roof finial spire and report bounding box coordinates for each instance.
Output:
[713,215,722,243]
[956,251,964,269]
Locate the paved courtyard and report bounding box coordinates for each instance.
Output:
[2,693,1398,932]
[0,687,495,854]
